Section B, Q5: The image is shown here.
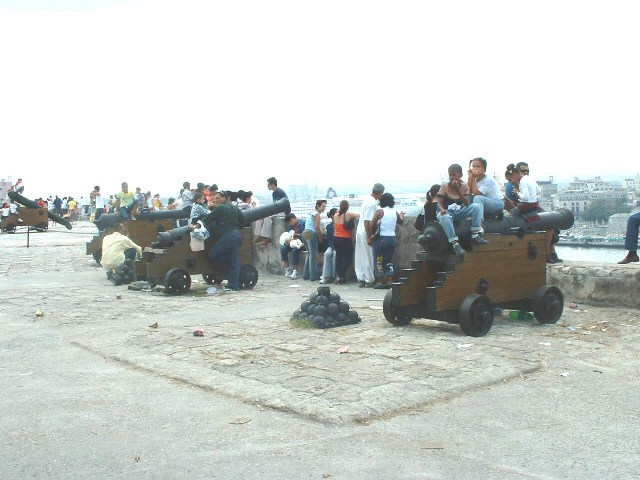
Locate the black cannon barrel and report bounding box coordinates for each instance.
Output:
[418,208,575,255]
[152,226,191,247]
[93,209,190,231]
[242,198,291,226]
[8,191,72,230]
[151,198,291,248]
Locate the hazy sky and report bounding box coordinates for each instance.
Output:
[1,0,639,199]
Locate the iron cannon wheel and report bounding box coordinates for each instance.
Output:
[35,223,48,232]
[383,290,412,326]
[458,294,494,337]
[202,273,224,285]
[163,268,191,295]
[239,265,258,290]
[533,285,563,324]
[93,248,102,266]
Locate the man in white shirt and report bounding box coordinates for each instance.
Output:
[101,224,142,272]
[354,183,385,287]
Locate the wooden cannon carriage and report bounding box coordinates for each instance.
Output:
[3,191,72,233]
[85,210,189,264]
[383,209,574,337]
[133,198,290,294]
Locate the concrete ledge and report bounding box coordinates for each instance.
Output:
[548,262,640,309]
[251,215,640,309]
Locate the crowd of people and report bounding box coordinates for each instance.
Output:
[8,158,640,287]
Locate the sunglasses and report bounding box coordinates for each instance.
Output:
[519,169,529,173]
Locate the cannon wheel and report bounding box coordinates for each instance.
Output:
[202,273,224,285]
[164,268,191,295]
[3,223,17,233]
[35,223,48,232]
[93,248,102,265]
[383,290,412,326]
[458,294,494,337]
[239,265,258,290]
[533,285,563,324]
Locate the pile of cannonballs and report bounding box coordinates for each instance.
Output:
[108,258,135,286]
[293,285,360,329]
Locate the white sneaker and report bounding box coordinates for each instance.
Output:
[284,267,292,277]
[289,269,298,280]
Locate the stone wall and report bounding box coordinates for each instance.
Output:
[252,214,640,309]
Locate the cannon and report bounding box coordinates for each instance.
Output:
[4,191,72,232]
[383,208,574,337]
[86,209,190,264]
[135,198,290,294]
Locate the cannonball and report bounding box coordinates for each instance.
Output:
[316,295,328,304]
[327,303,339,316]
[313,315,327,328]
[300,300,311,312]
[307,304,317,316]
[337,312,348,323]
[299,311,308,319]
[314,305,327,317]
[328,293,340,304]
[339,301,350,313]
[347,310,360,322]
[317,286,331,297]
[309,292,319,303]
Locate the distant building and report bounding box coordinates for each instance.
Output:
[566,176,616,192]
[537,176,557,211]
[555,189,627,215]
[287,183,324,202]
[0,177,12,203]
[622,174,640,193]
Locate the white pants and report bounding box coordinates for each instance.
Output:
[354,229,375,283]
[254,215,273,239]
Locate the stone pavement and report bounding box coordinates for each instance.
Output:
[1,223,639,479]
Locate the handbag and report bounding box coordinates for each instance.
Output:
[414,211,425,231]
[343,214,355,230]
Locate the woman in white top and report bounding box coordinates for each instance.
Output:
[467,157,504,218]
[507,162,562,263]
[370,193,404,289]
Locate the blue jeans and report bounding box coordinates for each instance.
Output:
[472,195,503,217]
[119,200,138,220]
[625,211,640,252]
[437,203,483,243]
[301,229,320,280]
[373,235,396,277]
[280,243,301,268]
[179,206,192,227]
[208,229,242,290]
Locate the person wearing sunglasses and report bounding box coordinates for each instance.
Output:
[507,162,562,263]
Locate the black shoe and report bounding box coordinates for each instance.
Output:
[472,234,489,245]
[452,242,466,255]
[546,254,560,264]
